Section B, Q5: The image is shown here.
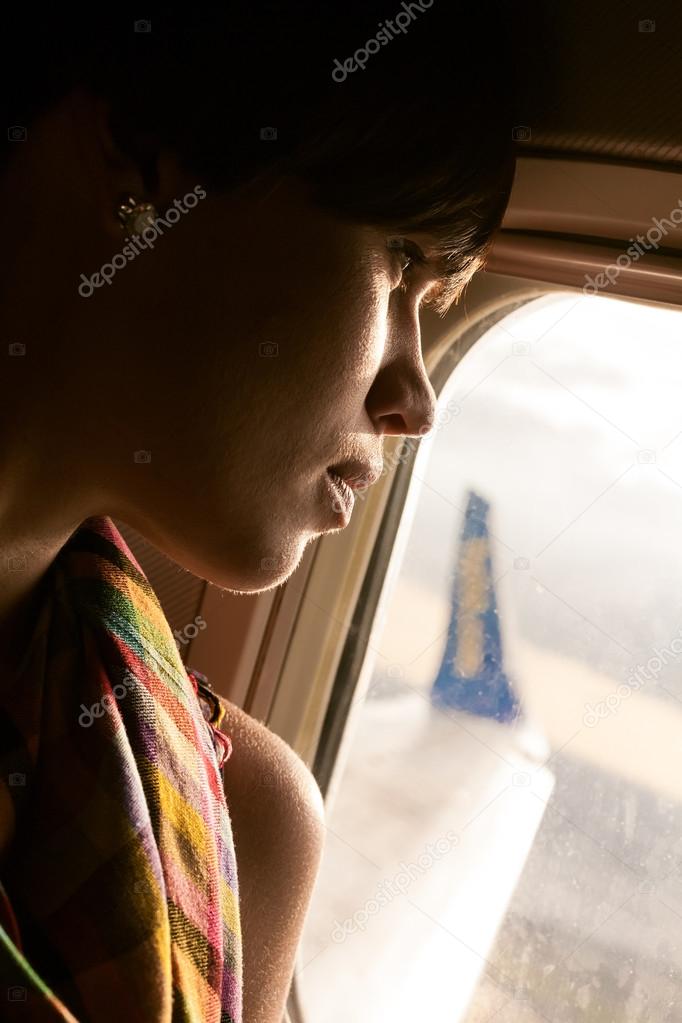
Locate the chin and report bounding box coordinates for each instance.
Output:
[204,530,311,594]
[120,507,312,594]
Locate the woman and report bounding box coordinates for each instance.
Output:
[0,3,534,1020]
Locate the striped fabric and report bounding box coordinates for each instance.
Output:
[0,516,242,1021]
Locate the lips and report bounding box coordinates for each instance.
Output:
[326,471,355,519]
[327,459,383,492]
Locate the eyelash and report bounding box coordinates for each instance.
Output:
[387,237,427,291]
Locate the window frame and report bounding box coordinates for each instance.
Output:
[289,283,682,1023]
[312,291,545,798]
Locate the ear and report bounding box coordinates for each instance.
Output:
[67,88,199,244]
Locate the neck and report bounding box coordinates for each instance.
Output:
[0,457,95,683]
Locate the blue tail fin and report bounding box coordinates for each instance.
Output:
[431,490,520,723]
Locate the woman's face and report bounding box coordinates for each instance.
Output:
[5,98,441,593]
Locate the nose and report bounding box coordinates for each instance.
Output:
[364,334,438,439]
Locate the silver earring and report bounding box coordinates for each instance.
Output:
[116,195,158,236]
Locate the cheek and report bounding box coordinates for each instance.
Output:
[249,265,389,423]
[320,271,389,397]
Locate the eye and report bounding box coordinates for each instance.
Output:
[387,236,427,290]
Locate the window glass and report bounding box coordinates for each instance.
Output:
[297,293,682,1022]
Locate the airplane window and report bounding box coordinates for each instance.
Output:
[295,292,682,1022]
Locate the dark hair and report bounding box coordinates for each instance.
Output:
[3,3,546,314]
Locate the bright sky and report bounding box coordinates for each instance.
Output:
[299,292,682,1023]
[390,292,682,682]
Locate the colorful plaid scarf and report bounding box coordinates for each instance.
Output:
[0,516,243,1021]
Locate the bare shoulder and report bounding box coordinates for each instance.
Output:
[219,700,326,839]
[219,702,326,1023]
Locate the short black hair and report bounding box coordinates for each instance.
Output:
[3,3,548,314]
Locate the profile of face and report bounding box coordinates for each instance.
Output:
[2,92,440,594]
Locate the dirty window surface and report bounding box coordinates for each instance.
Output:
[297,294,682,1023]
